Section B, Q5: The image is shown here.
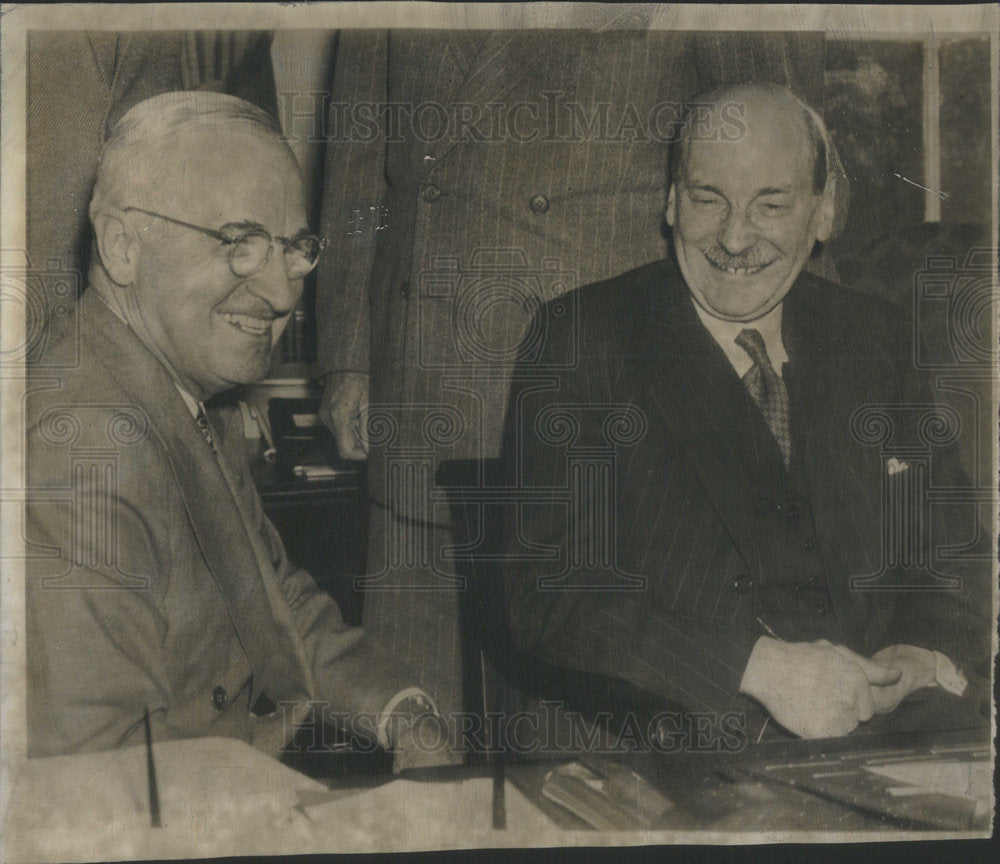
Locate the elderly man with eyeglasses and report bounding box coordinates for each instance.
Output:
[25,92,444,769]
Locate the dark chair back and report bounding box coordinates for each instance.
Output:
[436,459,684,765]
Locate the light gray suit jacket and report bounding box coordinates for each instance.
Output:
[26,291,409,757]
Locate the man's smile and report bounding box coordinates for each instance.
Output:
[702,247,777,277]
[218,310,275,336]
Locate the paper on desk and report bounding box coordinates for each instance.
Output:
[863,760,991,805]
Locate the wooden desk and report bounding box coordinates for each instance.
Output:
[4,728,989,863]
[506,725,991,834]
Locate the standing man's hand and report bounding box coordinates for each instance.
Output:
[320,371,370,460]
[740,637,902,738]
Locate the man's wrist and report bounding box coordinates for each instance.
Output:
[739,636,782,701]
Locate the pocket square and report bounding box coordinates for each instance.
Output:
[887,457,911,476]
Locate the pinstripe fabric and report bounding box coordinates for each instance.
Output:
[501,258,989,721]
[316,29,826,521]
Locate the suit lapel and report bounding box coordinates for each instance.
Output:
[81,293,310,704]
[637,262,778,580]
[86,32,118,90]
[782,281,880,628]
[782,280,882,589]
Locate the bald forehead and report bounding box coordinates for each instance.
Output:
[156,125,299,193]
[674,86,826,193]
[153,125,304,224]
[691,96,812,172]
[739,90,814,148]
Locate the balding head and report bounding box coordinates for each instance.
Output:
[671,83,832,196]
[90,91,293,223]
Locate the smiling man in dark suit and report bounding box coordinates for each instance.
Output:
[314,23,831,730]
[501,84,989,740]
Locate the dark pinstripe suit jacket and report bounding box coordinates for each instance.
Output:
[500,257,989,718]
[316,28,826,519]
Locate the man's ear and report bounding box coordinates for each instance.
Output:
[665,184,677,228]
[92,208,141,286]
[813,179,836,244]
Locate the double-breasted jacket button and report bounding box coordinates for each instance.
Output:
[212,685,228,711]
[803,536,816,551]
[399,280,411,299]
[421,183,442,203]
[733,574,753,593]
[815,599,831,616]
[529,193,550,214]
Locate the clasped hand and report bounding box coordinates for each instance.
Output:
[740,638,938,738]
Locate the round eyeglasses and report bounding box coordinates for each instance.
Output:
[123,206,328,280]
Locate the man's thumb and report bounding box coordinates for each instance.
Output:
[857,658,902,686]
[831,644,903,685]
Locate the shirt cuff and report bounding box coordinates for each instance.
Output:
[933,651,968,696]
[376,687,439,750]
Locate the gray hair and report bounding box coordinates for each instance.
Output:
[670,83,832,195]
[89,90,288,220]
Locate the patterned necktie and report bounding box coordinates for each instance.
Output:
[735,328,791,468]
[195,405,216,454]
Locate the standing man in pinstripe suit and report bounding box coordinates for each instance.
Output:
[501,85,989,741]
[314,23,829,734]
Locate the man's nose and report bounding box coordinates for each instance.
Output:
[717,207,758,256]
[248,246,301,314]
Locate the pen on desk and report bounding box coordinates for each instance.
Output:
[144,707,162,828]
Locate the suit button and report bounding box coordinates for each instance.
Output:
[421,183,442,203]
[212,685,228,711]
[816,601,830,616]
[787,504,800,523]
[733,574,753,593]
[803,536,815,551]
[529,193,550,214]
[399,280,410,299]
